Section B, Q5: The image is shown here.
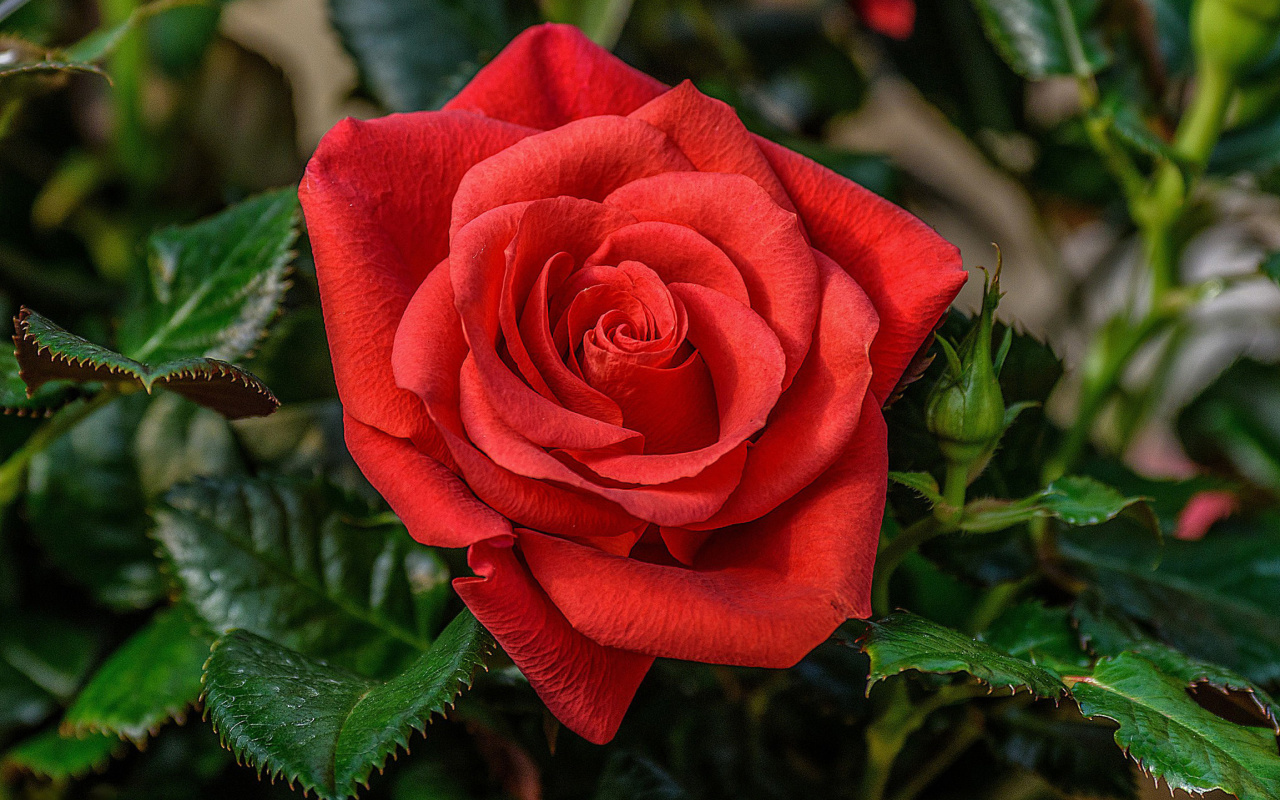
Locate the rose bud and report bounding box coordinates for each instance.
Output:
[926,264,1007,477]
[301,24,964,744]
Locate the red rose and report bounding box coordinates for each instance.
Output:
[300,24,963,744]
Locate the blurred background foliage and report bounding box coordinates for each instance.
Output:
[2,0,1280,798]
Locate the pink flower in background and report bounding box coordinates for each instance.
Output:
[1174,490,1239,541]
[854,0,916,39]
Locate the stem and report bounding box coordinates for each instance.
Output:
[0,392,117,506]
[859,682,988,800]
[943,460,968,511]
[872,517,940,617]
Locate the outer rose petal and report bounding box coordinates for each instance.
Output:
[519,400,888,666]
[444,23,666,130]
[343,413,510,548]
[300,111,532,438]
[454,537,654,744]
[755,137,966,403]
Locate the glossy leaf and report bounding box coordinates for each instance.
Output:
[63,606,214,742]
[1071,653,1280,799]
[117,188,298,364]
[858,613,1065,696]
[203,610,491,800]
[327,0,509,112]
[1,728,122,781]
[1061,518,1280,683]
[957,476,1153,534]
[153,476,443,677]
[980,602,1092,675]
[970,0,1109,78]
[986,705,1137,798]
[14,308,280,418]
[0,346,76,416]
[888,470,944,507]
[1178,358,1280,490]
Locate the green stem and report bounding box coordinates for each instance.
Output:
[859,682,988,800]
[872,517,940,617]
[0,392,117,506]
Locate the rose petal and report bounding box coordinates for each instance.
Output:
[565,282,784,484]
[393,255,642,536]
[301,111,532,438]
[629,81,797,216]
[449,198,643,451]
[459,357,749,527]
[519,399,887,666]
[454,537,653,744]
[690,250,878,528]
[444,23,666,130]
[585,221,750,307]
[755,137,966,402]
[605,172,819,388]
[343,413,510,548]
[450,115,694,241]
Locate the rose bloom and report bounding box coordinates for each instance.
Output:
[301,24,963,743]
[854,0,916,39]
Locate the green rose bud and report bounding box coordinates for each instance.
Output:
[926,264,1008,473]
[1194,0,1280,79]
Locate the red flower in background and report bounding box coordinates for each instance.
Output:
[300,24,962,744]
[855,0,916,39]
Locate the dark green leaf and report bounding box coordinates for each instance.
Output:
[203,610,491,800]
[328,0,509,112]
[0,59,105,81]
[2,728,122,781]
[970,0,1108,79]
[1061,518,1280,683]
[858,613,1065,696]
[986,705,1137,798]
[0,615,97,733]
[14,307,279,419]
[1179,358,1280,489]
[62,0,204,63]
[1071,653,1280,799]
[980,602,1092,675]
[117,188,298,364]
[1211,109,1280,177]
[63,605,215,742]
[154,476,442,676]
[133,392,243,498]
[27,396,162,610]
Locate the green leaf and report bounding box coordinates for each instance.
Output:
[62,0,207,63]
[14,307,279,419]
[1071,653,1280,799]
[327,0,510,112]
[154,475,443,677]
[2,728,122,781]
[888,471,945,507]
[980,602,1092,675]
[1178,358,1280,490]
[1039,475,1151,528]
[0,346,76,416]
[957,476,1154,534]
[203,610,492,800]
[858,613,1065,696]
[133,392,243,498]
[1061,518,1280,683]
[0,615,97,733]
[0,59,105,81]
[63,606,214,743]
[970,0,1109,79]
[27,395,163,610]
[117,188,298,364]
